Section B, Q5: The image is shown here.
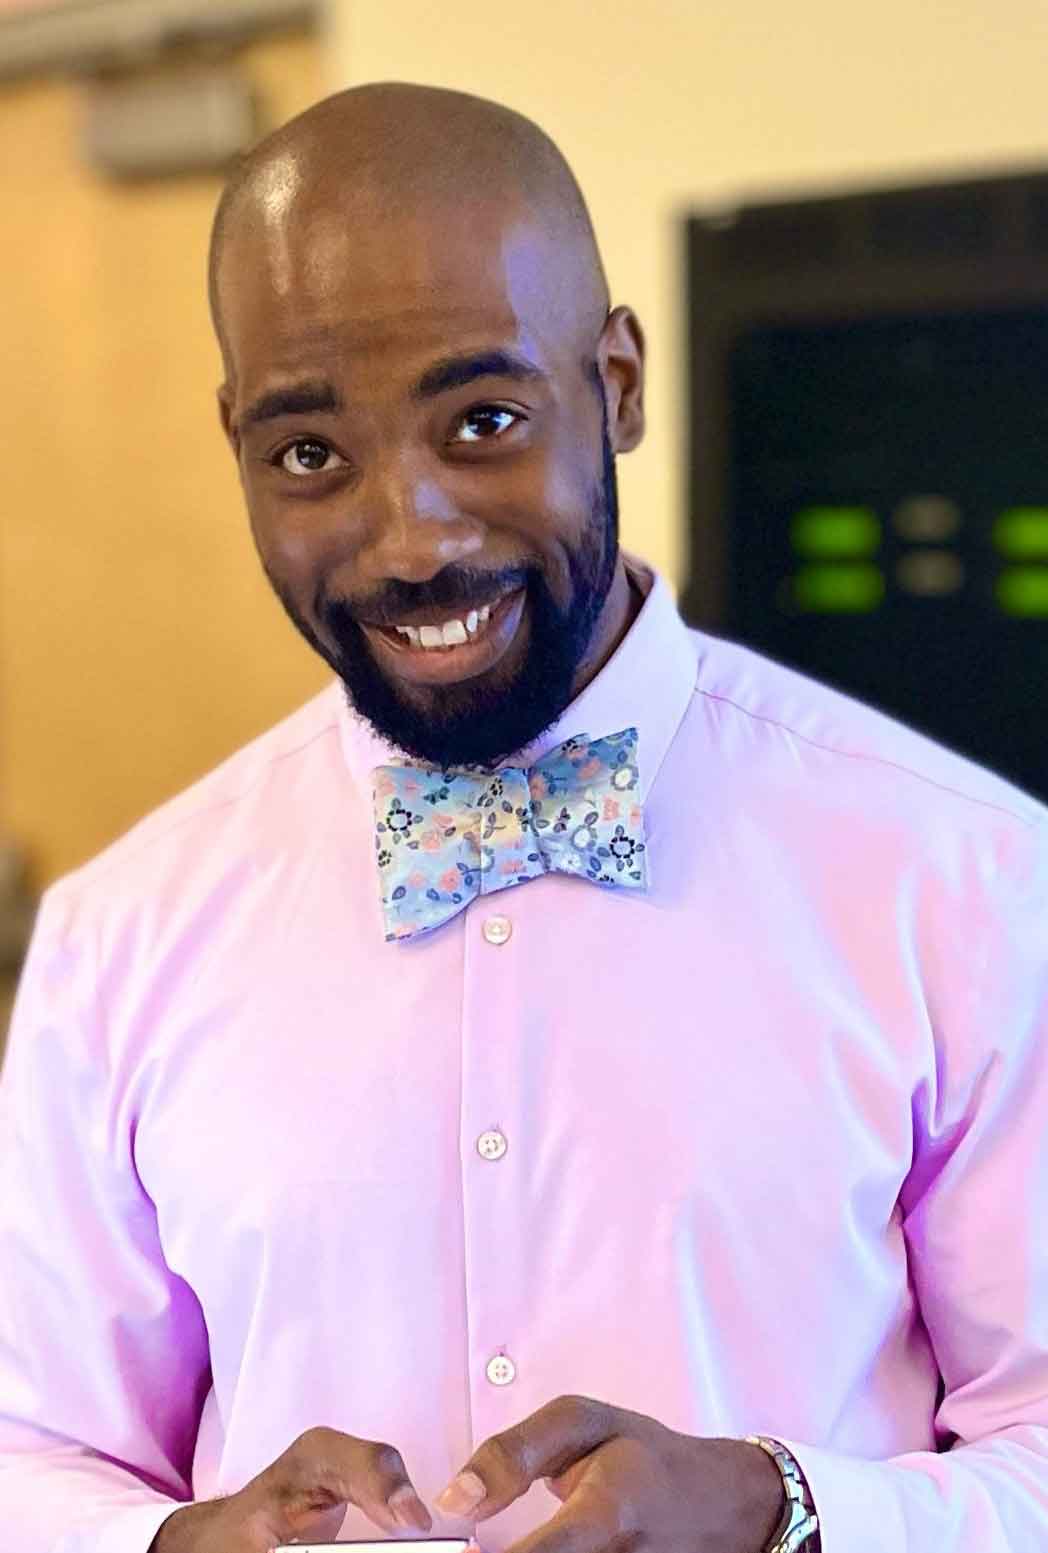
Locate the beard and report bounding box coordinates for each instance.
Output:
[262,397,620,772]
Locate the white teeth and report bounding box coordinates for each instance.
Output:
[391,595,503,651]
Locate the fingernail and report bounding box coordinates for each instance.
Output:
[434,1470,486,1515]
[388,1484,427,1528]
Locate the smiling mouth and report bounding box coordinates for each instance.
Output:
[373,592,505,650]
[360,587,529,687]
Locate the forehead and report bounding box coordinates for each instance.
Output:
[220,189,579,388]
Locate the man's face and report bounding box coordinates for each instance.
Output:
[218,188,634,769]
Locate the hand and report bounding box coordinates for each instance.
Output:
[148,1425,433,1552]
[433,1394,786,1553]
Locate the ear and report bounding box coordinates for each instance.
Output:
[597,305,646,454]
[217,384,239,457]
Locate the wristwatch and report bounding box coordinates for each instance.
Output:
[744,1436,819,1553]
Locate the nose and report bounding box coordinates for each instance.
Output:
[357,451,483,582]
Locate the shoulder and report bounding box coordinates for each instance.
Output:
[683,626,1047,844]
[42,680,347,927]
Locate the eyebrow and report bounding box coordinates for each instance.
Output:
[241,380,344,429]
[411,349,545,400]
[239,349,545,430]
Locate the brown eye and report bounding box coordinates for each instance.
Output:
[452,407,519,443]
[278,440,344,476]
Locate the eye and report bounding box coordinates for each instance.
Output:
[451,405,521,444]
[274,439,347,476]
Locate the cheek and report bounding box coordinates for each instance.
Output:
[540,408,603,515]
[267,526,319,576]
[536,448,597,546]
[245,492,329,581]
[476,441,587,540]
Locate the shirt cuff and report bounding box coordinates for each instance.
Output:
[66,1499,188,1553]
[773,1438,908,1553]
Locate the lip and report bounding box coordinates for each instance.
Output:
[361,587,528,687]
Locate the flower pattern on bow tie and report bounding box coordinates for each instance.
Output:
[372,727,648,941]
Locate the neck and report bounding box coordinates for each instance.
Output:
[569,558,644,702]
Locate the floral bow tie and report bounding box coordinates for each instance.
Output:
[371,726,648,942]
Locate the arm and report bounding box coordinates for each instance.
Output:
[777,815,1048,1551]
[0,883,212,1553]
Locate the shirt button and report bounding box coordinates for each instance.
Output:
[486,1354,516,1386]
[477,1129,508,1161]
[482,915,512,946]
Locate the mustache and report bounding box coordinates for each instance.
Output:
[320,565,533,630]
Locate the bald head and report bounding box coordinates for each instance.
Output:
[208,81,610,378]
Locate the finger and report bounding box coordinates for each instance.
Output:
[387,1481,435,1532]
[248,1426,433,1543]
[542,1454,591,1502]
[435,1395,617,1522]
[351,1439,433,1533]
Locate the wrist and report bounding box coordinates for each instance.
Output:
[743,1436,820,1553]
[741,1439,789,1546]
[147,1500,225,1553]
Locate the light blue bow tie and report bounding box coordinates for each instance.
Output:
[371,726,648,942]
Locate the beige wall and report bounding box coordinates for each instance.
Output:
[330,0,1048,594]
[0,31,329,888]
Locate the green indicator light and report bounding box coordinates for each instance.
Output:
[993,508,1048,559]
[793,564,885,613]
[791,506,881,558]
[996,567,1048,616]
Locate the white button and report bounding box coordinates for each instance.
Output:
[486,1354,516,1386]
[482,915,512,945]
[477,1129,508,1160]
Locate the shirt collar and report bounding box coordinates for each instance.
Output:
[334,549,697,804]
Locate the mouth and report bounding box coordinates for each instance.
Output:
[360,587,529,687]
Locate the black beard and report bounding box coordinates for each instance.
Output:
[262,400,620,772]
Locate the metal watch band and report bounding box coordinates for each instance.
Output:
[744,1435,820,1553]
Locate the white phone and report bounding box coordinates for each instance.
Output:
[273,1541,472,1552]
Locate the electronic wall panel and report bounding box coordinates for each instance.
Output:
[684,170,1048,800]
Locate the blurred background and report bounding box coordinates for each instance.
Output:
[1,0,1047,1048]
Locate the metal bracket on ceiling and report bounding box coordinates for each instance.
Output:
[0,0,325,83]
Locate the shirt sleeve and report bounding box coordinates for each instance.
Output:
[0,881,212,1553]
[777,812,1048,1551]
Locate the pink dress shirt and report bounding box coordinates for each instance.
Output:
[2,550,1047,1553]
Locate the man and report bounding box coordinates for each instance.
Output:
[1,80,1046,1553]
